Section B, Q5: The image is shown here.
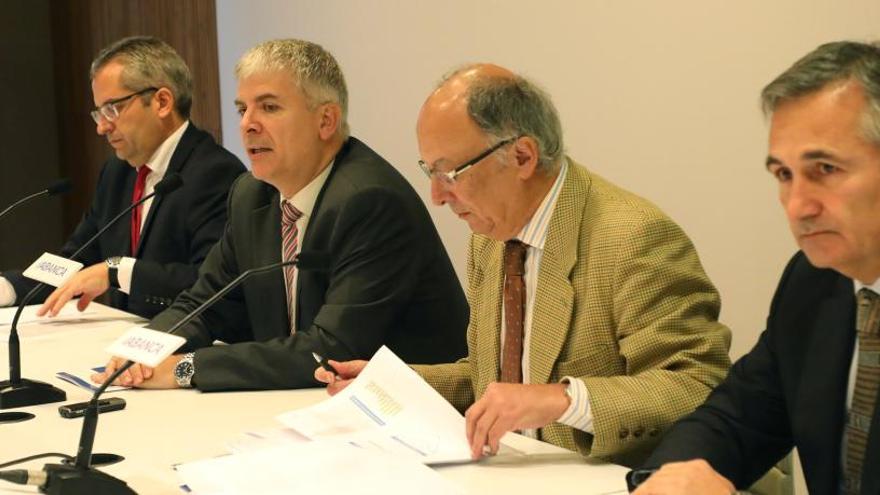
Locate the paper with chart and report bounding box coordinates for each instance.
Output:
[277,345,475,464]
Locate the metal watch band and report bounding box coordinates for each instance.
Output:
[174,352,196,388]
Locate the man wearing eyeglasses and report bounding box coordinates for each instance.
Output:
[0,36,245,318]
[91,39,468,391]
[317,64,731,466]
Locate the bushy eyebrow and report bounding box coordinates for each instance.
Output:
[765,149,843,170]
[234,93,280,107]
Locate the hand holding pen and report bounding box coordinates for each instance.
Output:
[312,353,368,396]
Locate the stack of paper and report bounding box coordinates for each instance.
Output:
[176,346,478,493]
[277,346,475,464]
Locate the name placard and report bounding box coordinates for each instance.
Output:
[106,327,187,368]
[22,253,83,287]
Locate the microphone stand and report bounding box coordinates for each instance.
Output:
[0,176,182,410]
[39,254,324,494]
[0,179,71,222]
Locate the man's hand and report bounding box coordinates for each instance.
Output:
[633,460,736,495]
[38,263,111,316]
[314,359,367,395]
[91,354,182,389]
[465,382,570,459]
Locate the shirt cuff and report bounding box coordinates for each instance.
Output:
[557,376,594,433]
[0,276,16,306]
[116,257,137,295]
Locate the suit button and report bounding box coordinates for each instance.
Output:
[633,427,645,438]
[618,428,629,439]
[648,427,661,437]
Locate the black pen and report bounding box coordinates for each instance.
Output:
[312,352,340,377]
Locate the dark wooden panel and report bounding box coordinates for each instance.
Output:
[0,0,64,268]
[50,0,221,237]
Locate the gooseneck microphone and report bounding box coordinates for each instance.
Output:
[26,252,329,495]
[0,178,72,221]
[0,174,183,410]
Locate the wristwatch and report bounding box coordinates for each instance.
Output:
[174,353,196,388]
[106,256,122,289]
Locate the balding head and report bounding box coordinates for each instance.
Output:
[419,63,564,173]
[416,63,564,241]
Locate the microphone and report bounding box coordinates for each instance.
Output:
[33,252,328,495]
[0,174,183,410]
[0,178,72,221]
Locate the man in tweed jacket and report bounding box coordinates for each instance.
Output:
[318,64,731,467]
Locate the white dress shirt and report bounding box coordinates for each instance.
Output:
[279,160,334,324]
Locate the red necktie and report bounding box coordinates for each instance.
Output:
[131,165,151,255]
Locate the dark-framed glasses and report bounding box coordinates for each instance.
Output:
[418,135,520,185]
[90,87,158,124]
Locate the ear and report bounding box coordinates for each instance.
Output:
[513,136,540,180]
[154,87,175,119]
[317,103,342,141]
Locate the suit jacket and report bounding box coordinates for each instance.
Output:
[149,137,469,391]
[2,124,245,318]
[415,159,731,467]
[644,251,880,494]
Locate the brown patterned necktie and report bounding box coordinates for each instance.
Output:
[844,288,880,494]
[281,201,303,334]
[500,240,527,383]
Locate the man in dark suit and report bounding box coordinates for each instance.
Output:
[633,41,880,495]
[93,39,468,391]
[0,36,244,319]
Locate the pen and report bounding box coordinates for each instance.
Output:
[312,352,340,377]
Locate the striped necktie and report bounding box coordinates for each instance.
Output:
[843,288,880,494]
[281,200,303,334]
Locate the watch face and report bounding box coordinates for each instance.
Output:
[175,361,194,380]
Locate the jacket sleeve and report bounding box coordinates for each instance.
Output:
[185,186,436,391]
[639,255,802,488]
[128,154,243,313]
[578,215,732,463]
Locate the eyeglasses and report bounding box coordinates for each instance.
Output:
[90,87,158,124]
[418,136,520,185]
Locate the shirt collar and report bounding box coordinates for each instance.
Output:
[142,120,189,177]
[854,278,880,295]
[279,160,335,220]
[513,159,568,250]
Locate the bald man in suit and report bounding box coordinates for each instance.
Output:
[319,64,731,467]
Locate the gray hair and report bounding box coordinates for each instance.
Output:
[761,40,880,145]
[235,39,349,138]
[90,36,193,119]
[439,66,564,172]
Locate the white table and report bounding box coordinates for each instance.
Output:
[0,303,629,494]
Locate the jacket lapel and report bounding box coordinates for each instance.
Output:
[472,237,504,395]
[250,192,289,336]
[795,275,855,493]
[528,162,582,385]
[135,125,201,256]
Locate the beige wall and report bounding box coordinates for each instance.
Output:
[215,1,880,491]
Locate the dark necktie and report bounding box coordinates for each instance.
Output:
[281,200,303,334]
[500,240,527,383]
[130,165,151,255]
[844,288,880,494]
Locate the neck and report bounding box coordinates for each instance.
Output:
[504,168,559,239]
[277,136,344,198]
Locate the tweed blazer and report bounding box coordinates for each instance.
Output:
[416,159,731,467]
